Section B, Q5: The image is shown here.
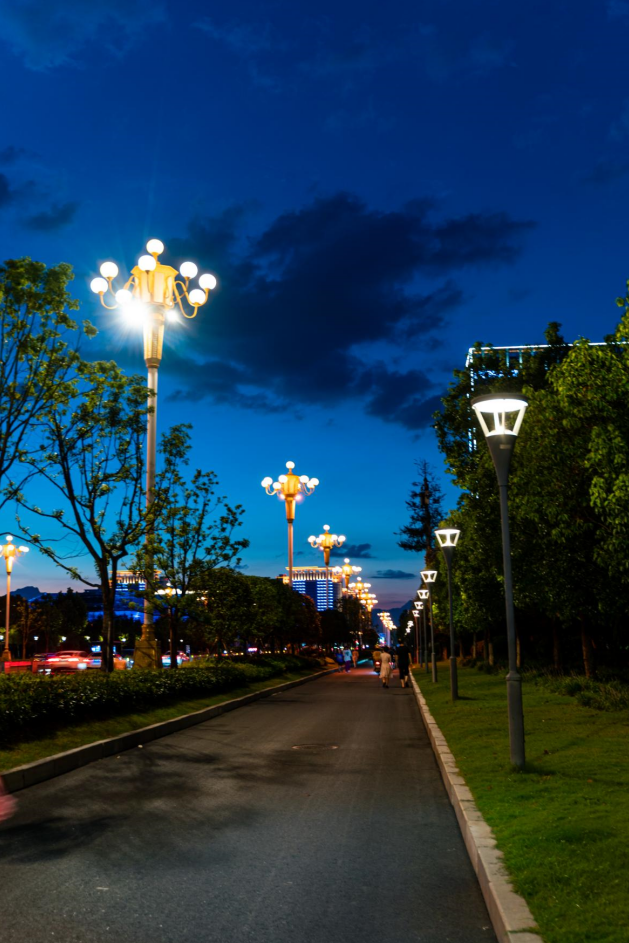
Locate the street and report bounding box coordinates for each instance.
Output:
[0,666,495,943]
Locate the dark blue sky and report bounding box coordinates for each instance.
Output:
[1,0,628,606]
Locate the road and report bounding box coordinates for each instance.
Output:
[0,666,496,943]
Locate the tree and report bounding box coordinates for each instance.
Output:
[201,568,253,654]
[320,608,351,649]
[133,425,249,667]
[397,460,444,565]
[0,258,96,504]
[15,360,148,672]
[247,576,284,652]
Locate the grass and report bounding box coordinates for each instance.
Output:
[413,663,629,943]
[0,668,317,774]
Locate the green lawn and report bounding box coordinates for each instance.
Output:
[413,664,629,943]
[0,669,315,774]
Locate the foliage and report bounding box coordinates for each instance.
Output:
[0,655,320,746]
[0,258,94,511]
[397,459,444,563]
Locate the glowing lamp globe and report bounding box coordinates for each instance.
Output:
[180,261,198,279]
[188,288,206,306]
[138,255,156,272]
[115,288,133,304]
[90,277,108,294]
[199,273,217,290]
[146,239,164,255]
[99,261,118,279]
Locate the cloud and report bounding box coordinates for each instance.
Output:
[0,146,30,166]
[0,174,14,209]
[330,543,373,559]
[372,570,416,580]
[0,0,166,70]
[581,159,629,186]
[163,192,533,430]
[25,201,79,231]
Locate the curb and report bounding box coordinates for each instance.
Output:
[3,667,337,795]
[410,671,544,943]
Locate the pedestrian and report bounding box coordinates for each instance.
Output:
[396,642,411,688]
[372,646,383,674]
[342,648,352,672]
[379,646,393,688]
[334,649,345,673]
[351,648,359,668]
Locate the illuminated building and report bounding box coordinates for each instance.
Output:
[280,566,342,611]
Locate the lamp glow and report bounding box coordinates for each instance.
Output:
[90,277,108,294]
[199,273,217,290]
[180,261,198,279]
[138,255,157,272]
[115,288,133,304]
[146,239,164,255]
[188,288,206,306]
[100,261,119,279]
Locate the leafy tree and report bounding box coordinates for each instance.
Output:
[320,608,351,649]
[0,258,93,508]
[133,425,249,667]
[200,568,253,654]
[247,576,284,652]
[15,360,148,672]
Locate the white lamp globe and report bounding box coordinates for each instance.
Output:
[309,478,320,487]
[115,288,133,304]
[189,288,206,306]
[138,255,156,272]
[99,261,118,279]
[261,477,273,487]
[199,273,217,290]
[180,261,198,279]
[90,277,108,294]
[146,239,164,255]
[167,310,179,323]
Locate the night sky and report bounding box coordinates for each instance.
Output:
[1,0,627,607]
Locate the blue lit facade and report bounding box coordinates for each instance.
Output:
[281,567,342,612]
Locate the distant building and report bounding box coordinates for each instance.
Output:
[280,566,342,612]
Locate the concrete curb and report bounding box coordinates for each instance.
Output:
[410,671,544,943]
[3,667,337,794]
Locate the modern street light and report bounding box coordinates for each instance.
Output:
[417,587,430,674]
[261,462,319,586]
[1,536,29,662]
[413,601,423,666]
[91,239,217,669]
[308,525,346,608]
[435,528,461,701]
[420,570,438,682]
[472,392,527,769]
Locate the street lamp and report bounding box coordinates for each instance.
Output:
[435,528,461,701]
[420,570,438,682]
[261,462,319,586]
[91,239,217,669]
[1,536,29,662]
[338,557,362,590]
[417,588,430,674]
[472,392,527,768]
[413,601,423,666]
[308,526,346,608]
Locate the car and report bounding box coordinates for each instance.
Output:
[38,651,98,674]
[32,653,57,673]
[161,651,190,667]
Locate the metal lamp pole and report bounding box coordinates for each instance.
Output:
[421,570,438,682]
[91,240,217,669]
[417,588,430,673]
[1,537,29,662]
[435,528,461,701]
[261,463,318,585]
[472,393,527,769]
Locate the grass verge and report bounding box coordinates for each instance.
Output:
[0,668,319,774]
[413,663,629,943]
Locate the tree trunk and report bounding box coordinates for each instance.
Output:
[169,608,178,669]
[102,607,114,673]
[580,617,595,678]
[472,632,477,658]
[552,623,561,672]
[487,628,494,666]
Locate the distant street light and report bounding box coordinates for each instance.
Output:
[420,570,438,682]
[308,525,346,608]
[435,528,461,701]
[338,557,362,590]
[91,239,217,669]
[417,587,430,675]
[261,462,319,586]
[413,601,423,666]
[1,536,29,662]
[472,392,527,769]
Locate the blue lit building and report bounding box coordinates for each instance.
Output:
[281,567,342,612]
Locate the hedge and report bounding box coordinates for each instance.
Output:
[0,656,320,745]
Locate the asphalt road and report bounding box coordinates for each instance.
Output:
[0,666,496,943]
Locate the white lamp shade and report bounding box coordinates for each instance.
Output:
[471,394,528,438]
[99,261,118,279]
[199,273,217,290]
[90,277,108,294]
[435,528,460,548]
[189,288,206,306]
[261,477,273,487]
[115,288,133,304]
[421,570,438,583]
[180,261,198,279]
[146,239,164,255]
[308,477,319,487]
[138,255,156,272]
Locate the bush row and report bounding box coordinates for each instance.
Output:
[0,655,321,745]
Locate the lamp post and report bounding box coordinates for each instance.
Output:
[339,557,362,590]
[91,240,217,669]
[1,536,29,662]
[472,392,527,769]
[413,602,423,666]
[435,528,461,702]
[308,526,346,608]
[261,462,319,586]
[417,588,430,674]
[420,570,438,682]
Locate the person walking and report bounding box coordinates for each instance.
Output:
[342,648,352,672]
[351,647,359,668]
[334,649,345,673]
[379,647,393,688]
[396,642,411,688]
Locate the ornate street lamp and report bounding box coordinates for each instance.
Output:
[308,525,345,608]
[435,528,461,701]
[337,557,362,590]
[0,536,29,662]
[261,462,319,586]
[91,239,217,669]
[420,570,438,682]
[472,392,527,769]
[417,587,430,674]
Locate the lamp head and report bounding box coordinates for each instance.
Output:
[421,570,438,584]
[146,239,164,256]
[471,393,528,438]
[435,528,460,548]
